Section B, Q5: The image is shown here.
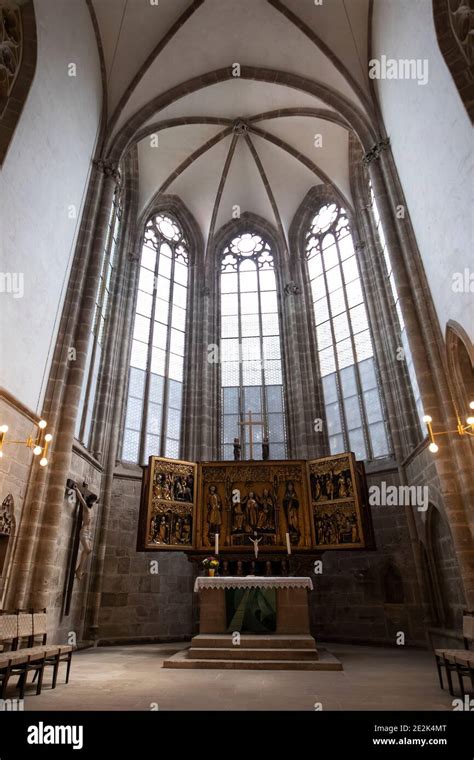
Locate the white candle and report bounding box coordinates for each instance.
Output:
[286,532,292,555]
[215,533,219,555]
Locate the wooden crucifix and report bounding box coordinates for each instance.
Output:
[239,410,264,460]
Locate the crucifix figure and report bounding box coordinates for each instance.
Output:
[240,410,264,460]
[249,533,262,559]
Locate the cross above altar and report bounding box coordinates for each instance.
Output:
[239,410,264,460]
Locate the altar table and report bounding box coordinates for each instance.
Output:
[194,576,314,635]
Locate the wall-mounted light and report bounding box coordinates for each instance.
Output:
[0,419,53,465]
[423,402,474,454]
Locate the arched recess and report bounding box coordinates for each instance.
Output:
[0,0,37,165]
[446,320,474,417]
[425,502,466,629]
[0,494,16,599]
[432,0,474,122]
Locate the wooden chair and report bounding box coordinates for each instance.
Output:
[433,612,473,696]
[0,612,46,697]
[31,609,73,688]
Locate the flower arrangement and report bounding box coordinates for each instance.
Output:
[202,557,219,576]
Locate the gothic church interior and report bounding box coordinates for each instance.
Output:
[0,0,472,714]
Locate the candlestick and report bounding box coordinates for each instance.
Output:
[215,532,219,555]
[286,532,292,555]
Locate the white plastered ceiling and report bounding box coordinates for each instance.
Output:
[92,0,371,250]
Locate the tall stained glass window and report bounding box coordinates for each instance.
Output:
[122,213,189,463]
[306,203,391,460]
[219,232,287,460]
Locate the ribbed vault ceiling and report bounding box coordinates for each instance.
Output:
[92,0,372,251]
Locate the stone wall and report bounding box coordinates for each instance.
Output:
[96,470,195,644]
[309,467,427,646]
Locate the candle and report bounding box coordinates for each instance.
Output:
[286,532,292,555]
[215,532,219,555]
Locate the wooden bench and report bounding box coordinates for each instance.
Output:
[0,609,73,698]
[432,612,473,697]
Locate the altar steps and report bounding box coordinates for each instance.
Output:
[163,635,343,670]
[191,634,318,650]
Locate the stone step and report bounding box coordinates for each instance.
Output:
[163,648,343,671]
[191,634,317,650]
[189,647,319,661]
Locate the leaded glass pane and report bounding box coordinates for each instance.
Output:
[168,379,182,410]
[128,367,146,399]
[123,430,140,462]
[152,321,167,349]
[317,321,332,350]
[364,389,383,423]
[223,414,239,443]
[349,428,366,460]
[165,438,179,458]
[136,290,153,318]
[156,275,170,302]
[166,406,181,440]
[243,386,262,413]
[329,434,344,455]
[326,402,342,434]
[147,402,162,435]
[270,443,286,459]
[243,360,262,385]
[151,347,166,375]
[263,336,281,361]
[268,413,285,441]
[264,360,282,385]
[221,272,238,293]
[221,361,240,386]
[168,353,183,381]
[260,291,277,313]
[322,373,338,404]
[242,337,261,361]
[344,395,362,430]
[173,261,188,286]
[223,386,239,414]
[221,315,239,338]
[171,305,186,331]
[358,357,377,390]
[266,385,283,413]
[138,268,154,294]
[125,396,143,431]
[130,340,148,370]
[149,373,164,403]
[319,346,336,376]
[133,314,150,343]
[241,313,260,337]
[170,328,185,357]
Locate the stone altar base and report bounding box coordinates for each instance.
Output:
[163,634,343,671]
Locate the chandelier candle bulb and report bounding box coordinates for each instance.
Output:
[215,533,219,556]
[286,532,291,555]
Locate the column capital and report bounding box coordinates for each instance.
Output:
[362,138,390,167]
[93,158,121,182]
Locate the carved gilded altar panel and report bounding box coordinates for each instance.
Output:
[197,460,312,552]
[137,457,197,550]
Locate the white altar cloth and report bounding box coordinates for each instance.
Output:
[194,576,313,592]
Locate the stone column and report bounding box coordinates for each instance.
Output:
[86,173,140,637]
[25,160,121,614]
[368,152,474,609]
[5,162,105,610]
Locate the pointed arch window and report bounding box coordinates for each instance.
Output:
[305,203,391,460]
[122,213,189,463]
[219,232,287,460]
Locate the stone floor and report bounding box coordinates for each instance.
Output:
[15,642,455,711]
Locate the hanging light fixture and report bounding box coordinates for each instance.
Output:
[423,402,474,454]
[0,419,53,466]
